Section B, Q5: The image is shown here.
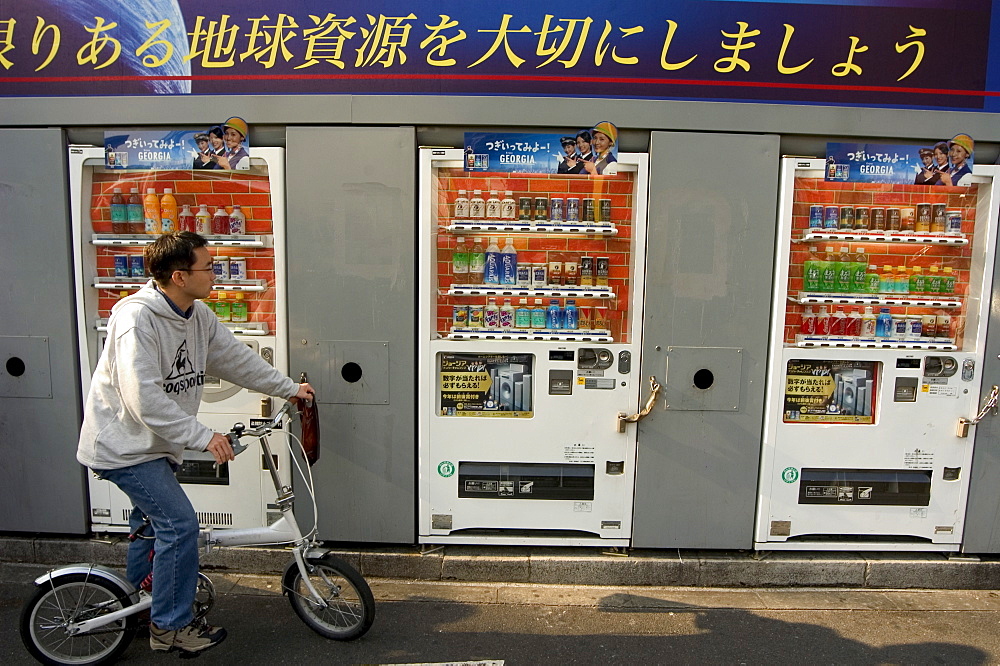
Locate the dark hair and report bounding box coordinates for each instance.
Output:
[208,126,224,140]
[933,141,949,154]
[918,148,934,158]
[145,231,208,285]
[194,133,210,142]
[576,130,592,144]
[560,136,576,147]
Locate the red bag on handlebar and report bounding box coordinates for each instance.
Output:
[298,399,320,466]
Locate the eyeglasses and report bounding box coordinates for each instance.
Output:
[179,268,215,273]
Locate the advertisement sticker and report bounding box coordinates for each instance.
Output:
[783,359,879,424]
[439,352,533,417]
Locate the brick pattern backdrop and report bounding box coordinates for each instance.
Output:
[785,178,978,348]
[434,168,635,342]
[90,169,277,333]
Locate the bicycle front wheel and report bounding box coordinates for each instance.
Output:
[20,573,137,665]
[286,555,375,640]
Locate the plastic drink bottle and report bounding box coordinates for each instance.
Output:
[815,306,830,336]
[468,237,485,284]
[515,298,531,328]
[865,265,880,294]
[909,267,925,295]
[830,306,847,336]
[195,204,212,235]
[110,188,128,234]
[861,306,877,337]
[499,298,515,328]
[851,247,867,293]
[880,265,895,294]
[564,299,579,330]
[484,297,500,328]
[942,267,956,294]
[800,305,816,335]
[846,308,862,337]
[231,292,248,323]
[501,191,516,220]
[228,204,246,234]
[835,246,852,293]
[500,238,517,285]
[927,265,941,294]
[546,299,563,329]
[875,308,893,338]
[454,190,470,219]
[819,246,836,292]
[215,292,231,322]
[531,298,546,329]
[452,237,469,280]
[895,266,909,294]
[142,188,160,234]
[483,237,502,284]
[178,204,195,233]
[469,190,485,220]
[486,191,501,219]
[127,187,144,233]
[159,188,177,233]
[803,246,821,292]
[212,207,230,235]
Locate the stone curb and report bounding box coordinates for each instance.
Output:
[3,536,999,589]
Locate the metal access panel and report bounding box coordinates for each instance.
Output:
[0,128,88,534]
[286,126,415,543]
[633,131,780,549]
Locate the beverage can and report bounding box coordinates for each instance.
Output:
[518,197,533,220]
[809,205,823,229]
[531,263,547,287]
[229,257,247,280]
[892,314,907,341]
[921,315,937,338]
[870,207,886,231]
[900,207,916,233]
[468,305,484,329]
[905,315,922,341]
[452,305,469,328]
[580,256,594,286]
[212,256,230,281]
[887,208,901,231]
[578,306,592,330]
[563,260,579,286]
[838,206,854,230]
[936,314,952,339]
[566,197,580,222]
[500,192,516,220]
[931,203,947,234]
[946,211,963,235]
[516,264,531,287]
[599,199,612,224]
[114,255,130,278]
[548,261,563,285]
[129,254,145,278]
[854,207,870,230]
[582,198,595,222]
[824,206,839,229]
[596,257,610,286]
[594,307,609,330]
[534,197,549,221]
[549,197,564,222]
[915,203,932,233]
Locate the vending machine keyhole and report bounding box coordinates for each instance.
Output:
[693,368,715,390]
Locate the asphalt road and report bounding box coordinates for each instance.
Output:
[4,562,1000,665]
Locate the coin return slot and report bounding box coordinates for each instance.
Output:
[693,368,714,390]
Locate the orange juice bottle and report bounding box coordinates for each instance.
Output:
[143,188,161,234]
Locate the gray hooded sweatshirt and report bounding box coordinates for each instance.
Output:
[77,280,297,470]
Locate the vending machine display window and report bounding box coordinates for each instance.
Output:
[783,359,879,424]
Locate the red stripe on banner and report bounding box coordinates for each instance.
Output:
[0,72,998,98]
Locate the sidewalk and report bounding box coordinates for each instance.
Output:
[3,535,1000,589]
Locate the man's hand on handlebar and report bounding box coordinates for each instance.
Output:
[206,432,235,465]
[290,382,316,405]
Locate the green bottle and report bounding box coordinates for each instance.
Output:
[850,247,867,294]
[803,246,822,292]
[942,267,956,294]
[865,265,880,294]
[909,267,925,295]
[927,266,942,294]
[819,246,836,292]
[834,246,852,293]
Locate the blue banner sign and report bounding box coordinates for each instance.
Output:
[0,1,997,113]
[466,125,618,174]
[825,135,975,185]
[104,130,201,170]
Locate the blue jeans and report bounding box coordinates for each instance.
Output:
[94,458,199,631]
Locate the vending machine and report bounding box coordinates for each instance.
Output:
[756,158,1000,551]
[69,146,291,532]
[418,148,649,546]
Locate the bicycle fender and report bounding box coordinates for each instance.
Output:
[34,563,136,595]
[280,549,336,595]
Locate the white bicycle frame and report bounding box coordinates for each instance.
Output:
[37,402,331,637]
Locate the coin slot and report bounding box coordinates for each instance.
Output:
[693,368,714,390]
[341,361,363,383]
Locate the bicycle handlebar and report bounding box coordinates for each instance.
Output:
[226,400,297,455]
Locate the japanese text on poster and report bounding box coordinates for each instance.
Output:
[439,352,533,418]
[784,359,879,424]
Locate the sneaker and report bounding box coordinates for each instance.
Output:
[150,619,227,654]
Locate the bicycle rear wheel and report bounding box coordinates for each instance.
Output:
[286,555,375,640]
[20,573,137,665]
